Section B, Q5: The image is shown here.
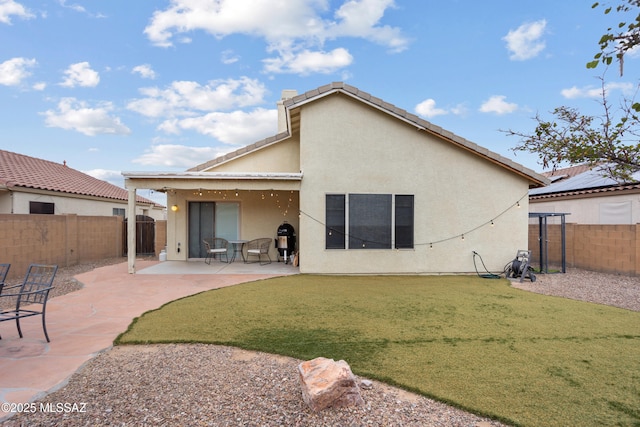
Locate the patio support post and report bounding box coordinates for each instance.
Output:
[561,214,566,273]
[127,187,136,274]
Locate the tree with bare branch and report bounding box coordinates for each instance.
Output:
[505,78,640,182]
[506,1,640,181]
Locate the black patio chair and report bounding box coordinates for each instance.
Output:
[245,238,272,265]
[0,264,58,342]
[0,263,9,294]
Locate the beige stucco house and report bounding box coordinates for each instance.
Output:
[530,163,640,224]
[0,150,164,219]
[124,82,548,274]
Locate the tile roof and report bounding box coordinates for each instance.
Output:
[530,163,640,199]
[188,82,549,188]
[0,150,161,206]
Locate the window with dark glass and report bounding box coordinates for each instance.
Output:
[325,193,414,250]
[113,208,125,216]
[395,195,414,249]
[325,194,346,249]
[349,194,392,249]
[29,201,54,214]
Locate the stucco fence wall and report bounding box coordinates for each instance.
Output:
[0,214,167,281]
[528,223,640,276]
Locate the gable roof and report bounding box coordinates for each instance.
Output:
[0,150,162,207]
[189,82,549,188]
[529,163,640,199]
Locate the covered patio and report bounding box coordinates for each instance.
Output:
[123,171,301,274]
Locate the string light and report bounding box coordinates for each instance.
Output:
[299,191,529,250]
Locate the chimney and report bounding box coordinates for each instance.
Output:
[277,89,297,134]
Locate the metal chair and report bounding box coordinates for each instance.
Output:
[245,238,272,265]
[0,264,58,342]
[203,238,229,264]
[0,263,10,294]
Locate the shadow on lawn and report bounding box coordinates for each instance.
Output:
[241,327,388,366]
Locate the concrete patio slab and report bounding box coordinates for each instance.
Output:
[0,259,297,421]
[138,259,299,275]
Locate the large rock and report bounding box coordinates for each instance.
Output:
[298,357,364,411]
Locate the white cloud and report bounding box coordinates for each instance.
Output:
[0,0,34,24]
[60,62,100,87]
[627,43,640,59]
[263,48,353,74]
[58,0,107,18]
[144,0,407,74]
[503,19,547,61]
[133,144,226,168]
[561,82,635,99]
[58,0,86,14]
[332,0,406,53]
[42,97,131,136]
[450,103,469,117]
[127,76,268,118]
[415,98,448,118]
[479,95,518,115]
[415,99,468,119]
[145,0,323,47]
[32,81,46,90]
[158,108,277,146]
[0,57,36,86]
[132,64,156,79]
[84,168,122,184]
[221,50,240,64]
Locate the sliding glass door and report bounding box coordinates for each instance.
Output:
[188,202,239,258]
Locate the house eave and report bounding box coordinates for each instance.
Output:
[123,171,303,180]
[529,182,640,201]
[122,171,304,192]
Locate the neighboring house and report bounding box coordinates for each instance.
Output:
[124,82,548,274]
[0,150,165,220]
[529,164,640,224]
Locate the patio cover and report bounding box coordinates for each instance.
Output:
[122,171,303,273]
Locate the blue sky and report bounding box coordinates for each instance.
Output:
[1,0,638,205]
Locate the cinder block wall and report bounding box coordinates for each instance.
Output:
[529,223,640,276]
[1,214,166,281]
[1,214,68,277]
[76,215,123,263]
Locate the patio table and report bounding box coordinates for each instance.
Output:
[228,240,248,262]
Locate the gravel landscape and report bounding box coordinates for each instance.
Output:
[2,260,639,426]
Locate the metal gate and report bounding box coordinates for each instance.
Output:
[123,215,156,256]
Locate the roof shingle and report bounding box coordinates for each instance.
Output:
[530,163,640,199]
[0,150,161,206]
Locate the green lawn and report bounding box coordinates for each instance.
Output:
[116,275,640,427]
